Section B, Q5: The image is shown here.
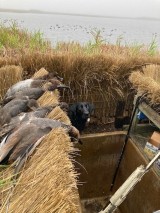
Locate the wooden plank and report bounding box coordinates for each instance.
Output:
[80,131,127,139]
[139,102,160,129]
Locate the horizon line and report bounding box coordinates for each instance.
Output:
[0,8,160,21]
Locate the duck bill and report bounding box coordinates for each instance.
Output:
[29,106,37,111]
[57,84,70,90]
[57,76,63,82]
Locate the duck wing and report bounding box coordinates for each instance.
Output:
[30,118,80,141]
[5,79,33,97]
[8,125,51,163]
[14,135,46,175]
[30,117,70,130]
[0,128,21,163]
[0,112,29,138]
[0,108,51,139]
[0,123,36,163]
[15,88,44,100]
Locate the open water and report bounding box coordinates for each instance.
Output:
[0,12,160,47]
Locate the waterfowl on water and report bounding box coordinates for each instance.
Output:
[0,118,79,169]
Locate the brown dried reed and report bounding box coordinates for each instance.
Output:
[32,67,49,79]
[37,91,59,107]
[1,128,80,213]
[129,65,160,104]
[0,65,22,100]
[47,106,71,125]
[142,64,160,84]
[0,164,16,211]
[1,42,160,122]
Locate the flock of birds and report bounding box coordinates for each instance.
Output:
[0,71,80,174]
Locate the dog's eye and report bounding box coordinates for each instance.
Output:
[81,105,83,109]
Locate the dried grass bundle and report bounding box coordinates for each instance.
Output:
[47,106,71,125]
[32,67,49,79]
[2,37,160,123]
[142,64,160,84]
[129,69,160,104]
[0,165,15,209]
[37,91,59,107]
[0,65,22,100]
[3,128,80,213]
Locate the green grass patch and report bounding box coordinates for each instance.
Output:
[0,21,51,52]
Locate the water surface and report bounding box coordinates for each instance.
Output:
[0,12,160,47]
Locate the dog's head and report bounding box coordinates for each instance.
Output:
[76,102,92,120]
[70,102,94,120]
[68,102,94,132]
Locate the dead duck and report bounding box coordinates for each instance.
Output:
[0,123,51,165]
[3,82,69,104]
[29,117,80,143]
[5,77,64,99]
[0,103,68,139]
[0,98,38,126]
[0,105,54,135]
[5,79,46,98]
[0,118,79,167]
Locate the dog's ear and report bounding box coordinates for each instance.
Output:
[69,103,78,117]
[88,103,95,114]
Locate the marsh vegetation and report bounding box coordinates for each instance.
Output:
[0,22,160,122]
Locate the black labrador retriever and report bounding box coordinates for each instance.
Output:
[68,102,94,132]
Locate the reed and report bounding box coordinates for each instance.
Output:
[1,128,80,213]
[47,106,71,125]
[32,67,49,79]
[129,65,160,104]
[0,65,22,100]
[37,91,60,107]
[0,22,50,52]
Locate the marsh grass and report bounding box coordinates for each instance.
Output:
[0,23,160,121]
[0,22,50,52]
[129,64,160,105]
[148,36,158,56]
[0,65,22,100]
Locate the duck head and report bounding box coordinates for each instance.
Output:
[27,99,39,111]
[43,81,70,91]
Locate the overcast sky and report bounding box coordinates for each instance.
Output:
[0,0,160,19]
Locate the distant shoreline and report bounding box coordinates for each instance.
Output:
[0,8,160,21]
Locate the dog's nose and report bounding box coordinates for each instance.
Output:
[84,112,89,118]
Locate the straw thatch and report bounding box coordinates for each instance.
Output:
[0,65,22,100]
[32,68,49,79]
[47,106,71,125]
[1,128,80,213]
[129,64,160,105]
[37,91,60,107]
[1,50,158,123]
